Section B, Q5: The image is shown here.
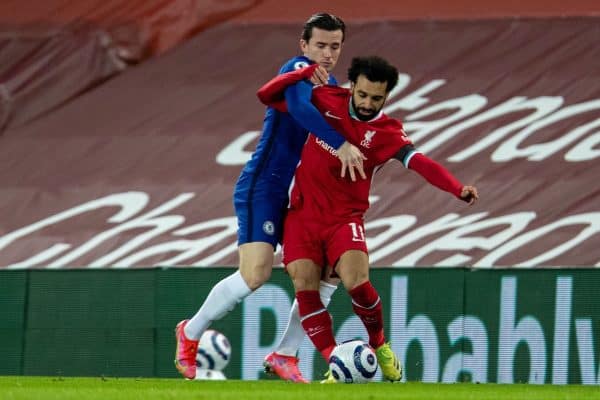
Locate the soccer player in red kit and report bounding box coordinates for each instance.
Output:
[257,56,479,382]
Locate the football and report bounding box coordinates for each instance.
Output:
[196,329,232,372]
[329,340,378,383]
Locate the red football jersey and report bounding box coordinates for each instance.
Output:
[289,85,412,221]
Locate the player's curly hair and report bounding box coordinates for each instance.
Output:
[301,13,346,42]
[347,56,399,93]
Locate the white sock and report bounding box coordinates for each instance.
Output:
[184,270,252,340]
[276,280,338,356]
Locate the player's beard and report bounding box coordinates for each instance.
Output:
[351,98,381,121]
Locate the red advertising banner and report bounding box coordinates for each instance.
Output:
[1,17,598,269]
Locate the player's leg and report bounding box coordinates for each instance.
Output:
[272,264,339,357]
[329,222,402,382]
[288,259,338,361]
[336,250,402,381]
[274,279,338,357]
[175,197,281,379]
[336,250,384,348]
[265,213,328,382]
[185,242,273,336]
[175,243,273,379]
[184,197,280,339]
[265,276,337,383]
[264,258,325,384]
[283,212,337,362]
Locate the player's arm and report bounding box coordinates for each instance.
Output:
[285,81,367,181]
[394,145,479,204]
[257,65,346,148]
[257,64,319,112]
[284,81,344,146]
[257,66,367,181]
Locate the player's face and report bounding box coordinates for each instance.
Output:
[300,28,343,72]
[350,75,388,121]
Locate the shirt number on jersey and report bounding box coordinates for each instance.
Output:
[349,222,365,242]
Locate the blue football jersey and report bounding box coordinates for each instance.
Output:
[236,55,340,199]
[233,55,343,246]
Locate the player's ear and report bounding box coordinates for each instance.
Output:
[299,39,308,53]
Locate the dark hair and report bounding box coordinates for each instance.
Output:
[301,13,346,42]
[347,56,399,93]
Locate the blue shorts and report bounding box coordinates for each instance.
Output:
[234,197,287,248]
[233,174,289,248]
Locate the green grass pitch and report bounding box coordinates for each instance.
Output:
[1,377,598,400]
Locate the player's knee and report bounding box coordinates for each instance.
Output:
[292,276,319,292]
[241,265,272,290]
[343,275,369,291]
[239,257,273,290]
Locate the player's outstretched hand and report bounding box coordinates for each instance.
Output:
[460,185,479,205]
[337,141,367,182]
[309,65,329,85]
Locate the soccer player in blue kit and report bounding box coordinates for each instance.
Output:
[174,13,366,382]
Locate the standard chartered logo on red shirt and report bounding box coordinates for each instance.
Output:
[314,138,338,156]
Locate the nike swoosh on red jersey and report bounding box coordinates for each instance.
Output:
[325,111,342,120]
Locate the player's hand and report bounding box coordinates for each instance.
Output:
[460,185,479,205]
[309,65,329,85]
[337,141,367,182]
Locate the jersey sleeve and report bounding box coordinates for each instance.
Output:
[256,61,346,150]
[284,81,345,150]
[406,152,464,199]
[256,64,319,112]
[394,144,420,168]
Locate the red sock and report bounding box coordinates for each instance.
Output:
[296,290,336,361]
[349,281,385,349]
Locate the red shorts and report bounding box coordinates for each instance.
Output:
[282,208,368,268]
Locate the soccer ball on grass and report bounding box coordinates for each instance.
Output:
[195,329,231,379]
[329,340,378,383]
